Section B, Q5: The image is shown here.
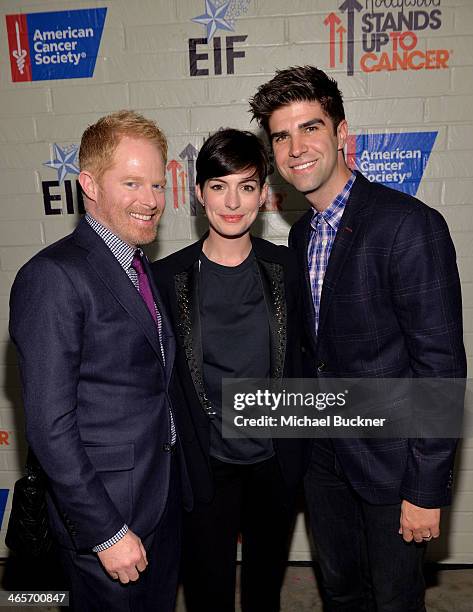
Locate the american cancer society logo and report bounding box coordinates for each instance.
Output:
[347,131,437,196]
[5,8,107,82]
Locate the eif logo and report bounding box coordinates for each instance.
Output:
[42,144,85,216]
[5,8,106,82]
[188,0,251,76]
[324,0,449,76]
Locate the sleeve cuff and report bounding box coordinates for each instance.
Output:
[92,524,128,552]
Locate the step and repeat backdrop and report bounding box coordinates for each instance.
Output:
[0,0,472,562]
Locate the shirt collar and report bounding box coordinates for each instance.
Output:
[310,172,356,232]
[85,213,139,271]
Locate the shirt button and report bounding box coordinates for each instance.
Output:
[162,443,171,452]
[322,240,327,246]
[318,279,323,285]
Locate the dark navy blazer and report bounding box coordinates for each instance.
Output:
[289,171,466,507]
[10,218,189,551]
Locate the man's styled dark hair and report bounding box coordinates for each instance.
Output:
[249,66,345,135]
[196,128,271,189]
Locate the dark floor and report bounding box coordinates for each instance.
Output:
[175,565,473,612]
[1,556,471,611]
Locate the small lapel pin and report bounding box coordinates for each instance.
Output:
[344,226,353,233]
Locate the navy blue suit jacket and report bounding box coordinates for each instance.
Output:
[10,218,187,551]
[289,171,466,507]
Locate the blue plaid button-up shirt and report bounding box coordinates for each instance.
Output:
[307,173,356,334]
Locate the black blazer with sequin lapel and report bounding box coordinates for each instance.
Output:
[153,235,309,503]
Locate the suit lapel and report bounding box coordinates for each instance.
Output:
[74,220,164,364]
[88,248,165,362]
[298,214,318,355]
[253,249,286,380]
[143,255,175,374]
[174,261,215,418]
[317,173,367,335]
[293,209,316,352]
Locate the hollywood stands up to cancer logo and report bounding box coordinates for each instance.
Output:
[325,0,449,76]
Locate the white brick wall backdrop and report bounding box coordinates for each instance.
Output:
[0,0,471,563]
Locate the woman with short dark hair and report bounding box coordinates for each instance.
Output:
[153,128,307,612]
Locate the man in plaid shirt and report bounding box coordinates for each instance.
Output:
[250,66,466,611]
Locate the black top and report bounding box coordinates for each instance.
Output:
[199,250,274,464]
[152,235,309,503]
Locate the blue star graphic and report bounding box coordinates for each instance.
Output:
[43,143,79,184]
[192,0,234,42]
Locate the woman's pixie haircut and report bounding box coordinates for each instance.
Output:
[196,128,271,189]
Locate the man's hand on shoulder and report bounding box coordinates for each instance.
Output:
[399,499,440,543]
[97,530,148,583]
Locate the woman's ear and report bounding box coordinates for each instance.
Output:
[259,183,269,207]
[196,184,205,207]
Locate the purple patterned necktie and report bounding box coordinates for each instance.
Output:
[132,252,175,443]
[131,251,158,325]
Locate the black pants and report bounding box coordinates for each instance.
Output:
[60,453,182,612]
[305,440,426,612]
[182,455,294,612]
